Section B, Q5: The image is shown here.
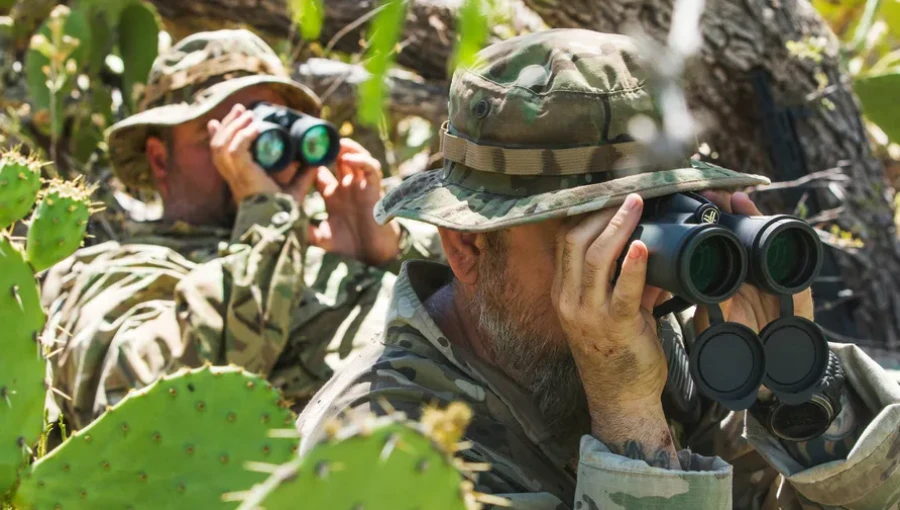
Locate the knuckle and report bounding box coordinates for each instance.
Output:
[608,296,633,320]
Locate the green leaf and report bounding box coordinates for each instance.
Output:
[881,0,900,37]
[358,0,409,127]
[117,1,160,112]
[853,71,900,141]
[288,0,325,41]
[451,0,491,73]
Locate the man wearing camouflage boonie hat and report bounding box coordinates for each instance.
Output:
[41,29,442,430]
[296,29,900,508]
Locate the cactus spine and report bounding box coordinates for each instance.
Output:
[14,366,298,510]
[25,177,94,273]
[0,150,42,230]
[0,238,47,497]
[231,403,504,510]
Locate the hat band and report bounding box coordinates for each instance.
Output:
[440,122,652,176]
[140,54,287,111]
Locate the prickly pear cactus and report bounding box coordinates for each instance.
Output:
[24,177,93,273]
[14,366,299,510]
[0,238,48,496]
[0,151,42,230]
[231,402,503,510]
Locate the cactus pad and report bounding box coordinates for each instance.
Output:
[0,238,47,495]
[0,150,42,230]
[25,178,93,272]
[14,366,298,510]
[233,403,489,510]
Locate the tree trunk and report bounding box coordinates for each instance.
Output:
[523,0,900,346]
[149,0,544,82]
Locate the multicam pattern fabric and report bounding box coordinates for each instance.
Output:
[297,262,900,510]
[43,194,442,429]
[106,29,322,190]
[375,29,771,232]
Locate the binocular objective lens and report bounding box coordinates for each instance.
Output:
[690,237,731,295]
[766,230,805,287]
[255,131,286,169]
[301,125,332,165]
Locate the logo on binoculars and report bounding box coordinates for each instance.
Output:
[701,209,719,224]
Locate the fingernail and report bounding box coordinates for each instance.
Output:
[622,194,639,211]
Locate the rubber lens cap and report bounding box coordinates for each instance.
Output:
[760,316,829,405]
[689,321,765,411]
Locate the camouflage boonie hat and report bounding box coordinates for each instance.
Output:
[107,29,322,190]
[375,29,771,232]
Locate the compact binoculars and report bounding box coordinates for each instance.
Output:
[622,192,828,411]
[249,102,341,174]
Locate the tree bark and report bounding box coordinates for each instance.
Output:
[295,58,448,121]
[149,0,544,82]
[523,0,900,346]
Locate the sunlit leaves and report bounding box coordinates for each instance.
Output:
[853,71,900,141]
[451,0,492,72]
[289,0,325,41]
[358,0,408,127]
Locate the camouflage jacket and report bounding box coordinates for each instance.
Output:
[42,193,443,429]
[297,261,900,510]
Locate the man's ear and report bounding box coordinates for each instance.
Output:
[437,227,481,286]
[145,136,171,198]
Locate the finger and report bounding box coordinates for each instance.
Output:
[213,111,254,154]
[338,137,369,156]
[609,241,649,321]
[341,153,382,178]
[314,166,339,197]
[731,191,762,216]
[583,194,643,307]
[640,285,664,313]
[207,119,221,136]
[220,103,247,128]
[228,122,260,157]
[555,208,618,308]
[699,190,733,214]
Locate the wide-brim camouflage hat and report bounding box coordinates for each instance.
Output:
[107,29,322,191]
[375,29,770,233]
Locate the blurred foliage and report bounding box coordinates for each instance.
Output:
[288,0,325,41]
[8,0,160,178]
[812,0,900,150]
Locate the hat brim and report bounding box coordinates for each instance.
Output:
[375,159,772,233]
[106,75,322,190]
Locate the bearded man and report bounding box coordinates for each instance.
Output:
[296,29,900,509]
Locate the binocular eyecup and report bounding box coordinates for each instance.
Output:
[249,102,341,174]
[623,192,829,411]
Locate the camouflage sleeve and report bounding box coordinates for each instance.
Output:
[744,343,900,509]
[174,192,307,377]
[573,435,733,509]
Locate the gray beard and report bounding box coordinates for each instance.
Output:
[469,253,590,434]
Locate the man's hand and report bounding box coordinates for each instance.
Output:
[552,193,679,469]
[693,191,815,334]
[208,104,317,205]
[307,139,401,266]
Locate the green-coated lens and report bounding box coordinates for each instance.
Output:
[255,131,286,169]
[767,230,803,286]
[689,237,729,294]
[301,125,331,164]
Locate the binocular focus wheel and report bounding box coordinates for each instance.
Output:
[689,322,766,411]
[760,316,830,405]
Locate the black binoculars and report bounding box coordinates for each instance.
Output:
[621,192,829,411]
[249,102,341,174]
